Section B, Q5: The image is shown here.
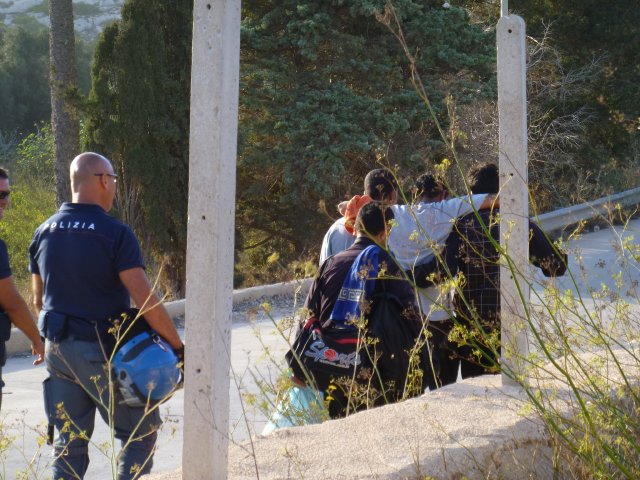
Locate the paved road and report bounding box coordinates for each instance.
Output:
[0,218,638,479]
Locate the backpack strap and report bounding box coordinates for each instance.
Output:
[329,245,381,328]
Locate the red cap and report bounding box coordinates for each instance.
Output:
[344,194,373,235]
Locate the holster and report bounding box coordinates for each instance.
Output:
[38,311,68,342]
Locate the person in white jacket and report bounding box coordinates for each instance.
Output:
[319,201,353,265]
[387,173,495,389]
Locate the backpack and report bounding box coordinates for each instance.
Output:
[287,245,428,410]
[368,287,429,402]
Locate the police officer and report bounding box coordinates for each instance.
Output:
[0,167,44,411]
[29,152,184,480]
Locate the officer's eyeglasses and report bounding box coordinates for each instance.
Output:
[94,173,118,182]
[0,191,10,200]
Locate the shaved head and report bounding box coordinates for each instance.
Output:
[70,152,113,192]
[69,152,117,211]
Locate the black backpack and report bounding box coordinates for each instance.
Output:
[368,289,429,403]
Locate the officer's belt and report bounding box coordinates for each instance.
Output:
[66,316,106,341]
[40,310,110,343]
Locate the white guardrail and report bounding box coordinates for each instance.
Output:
[6,187,639,355]
[535,186,640,232]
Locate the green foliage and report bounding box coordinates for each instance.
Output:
[75,37,96,95]
[8,14,46,33]
[85,0,192,294]
[237,0,494,281]
[0,24,94,139]
[24,0,103,17]
[0,183,56,290]
[14,123,55,187]
[73,2,102,17]
[0,130,18,166]
[510,0,640,194]
[0,25,50,136]
[0,122,56,291]
[26,1,48,15]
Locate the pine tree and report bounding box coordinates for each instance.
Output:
[236,0,494,282]
[85,0,192,294]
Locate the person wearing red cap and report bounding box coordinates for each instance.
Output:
[319,169,398,265]
[319,201,353,265]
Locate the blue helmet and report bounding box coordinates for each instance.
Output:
[112,331,183,407]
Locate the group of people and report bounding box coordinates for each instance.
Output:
[298,163,567,418]
[0,152,569,473]
[0,152,184,480]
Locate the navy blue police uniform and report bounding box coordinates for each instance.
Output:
[0,239,12,409]
[29,203,159,480]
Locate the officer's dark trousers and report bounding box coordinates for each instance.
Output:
[44,337,160,480]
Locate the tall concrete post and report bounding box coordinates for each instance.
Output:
[183,1,241,478]
[497,11,530,385]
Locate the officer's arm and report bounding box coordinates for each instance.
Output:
[32,274,43,315]
[0,275,44,364]
[119,267,184,350]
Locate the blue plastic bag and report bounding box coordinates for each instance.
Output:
[262,385,327,435]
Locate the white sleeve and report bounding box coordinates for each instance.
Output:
[319,229,332,265]
[441,194,487,218]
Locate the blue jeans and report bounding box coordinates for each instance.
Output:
[44,337,161,480]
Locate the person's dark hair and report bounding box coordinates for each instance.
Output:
[415,173,445,199]
[355,202,394,237]
[364,169,397,201]
[0,168,8,180]
[468,162,499,194]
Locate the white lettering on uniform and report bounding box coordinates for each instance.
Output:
[46,220,97,232]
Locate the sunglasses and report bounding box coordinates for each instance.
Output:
[0,191,10,200]
[94,173,118,182]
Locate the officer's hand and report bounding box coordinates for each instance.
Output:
[31,337,45,365]
[174,343,185,388]
[174,343,185,370]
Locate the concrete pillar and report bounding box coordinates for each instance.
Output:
[497,14,530,385]
[183,1,241,478]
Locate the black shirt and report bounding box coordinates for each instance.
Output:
[411,209,567,327]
